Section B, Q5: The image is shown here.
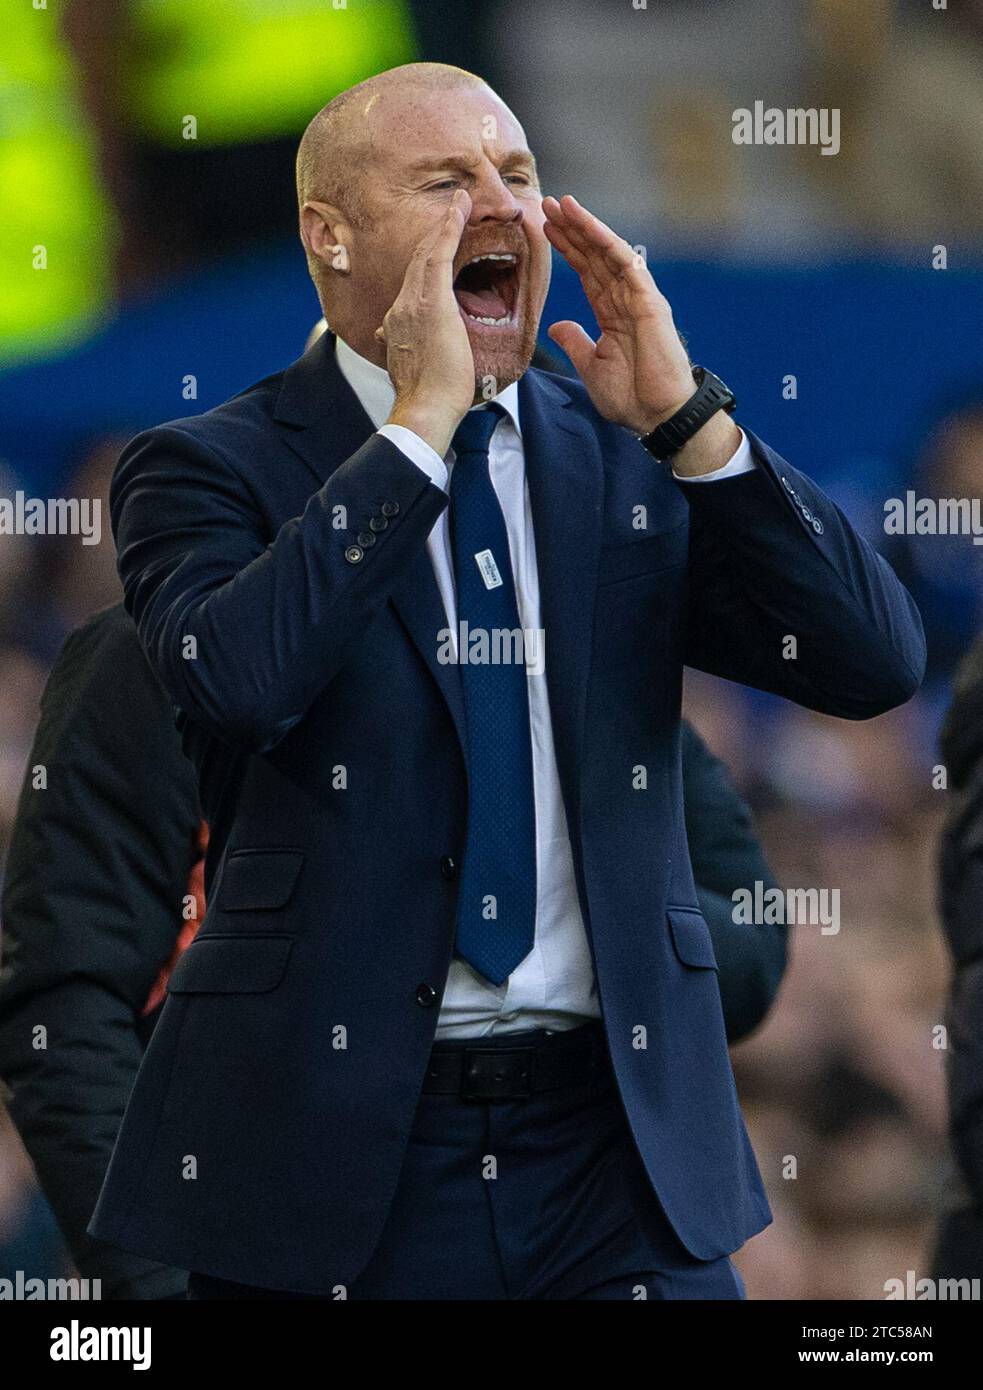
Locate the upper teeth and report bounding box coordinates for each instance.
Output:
[465,253,517,266]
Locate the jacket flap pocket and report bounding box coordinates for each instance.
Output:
[667,907,718,970]
[167,935,294,994]
[217,849,304,911]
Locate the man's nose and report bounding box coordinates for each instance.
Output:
[468,172,523,224]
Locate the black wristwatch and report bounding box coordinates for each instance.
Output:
[638,366,737,461]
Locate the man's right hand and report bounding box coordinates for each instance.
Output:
[378,189,476,457]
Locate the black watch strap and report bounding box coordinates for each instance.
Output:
[639,366,737,460]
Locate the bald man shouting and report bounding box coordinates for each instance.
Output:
[91,63,924,1300]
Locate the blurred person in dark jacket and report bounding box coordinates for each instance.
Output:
[934,631,983,1281]
[0,607,199,1299]
[0,602,784,1298]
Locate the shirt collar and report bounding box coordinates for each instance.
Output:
[334,332,522,444]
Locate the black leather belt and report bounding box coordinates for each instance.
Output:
[422,1022,609,1102]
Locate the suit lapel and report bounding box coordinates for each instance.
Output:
[520,370,604,822]
[272,331,378,488]
[388,550,470,769]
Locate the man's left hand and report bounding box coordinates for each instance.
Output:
[542,194,700,435]
[542,194,742,475]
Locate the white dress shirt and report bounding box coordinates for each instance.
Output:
[334,334,753,1037]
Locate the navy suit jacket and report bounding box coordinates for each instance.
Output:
[90,332,925,1292]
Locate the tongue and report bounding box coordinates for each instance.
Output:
[455,284,509,320]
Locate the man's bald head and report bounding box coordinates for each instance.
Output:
[297,62,490,234]
[295,63,550,389]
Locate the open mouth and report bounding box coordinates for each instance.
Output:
[453,252,520,327]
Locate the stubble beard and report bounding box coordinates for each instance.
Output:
[466,313,540,401]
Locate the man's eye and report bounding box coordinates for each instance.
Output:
[428,180,459,191]
[504,174,532,186]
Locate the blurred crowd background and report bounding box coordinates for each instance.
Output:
[2,0,982,1300]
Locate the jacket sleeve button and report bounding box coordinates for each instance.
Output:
[381,501,400,518]
[344,545,364,564]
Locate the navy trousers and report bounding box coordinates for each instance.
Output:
[187,1024,745,1301]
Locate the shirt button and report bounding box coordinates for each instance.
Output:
[416,983,438,1008]
[368,515,388,533]
[344,545,363,564]
[439,855,457,881]
[801,506,813,522]
[812,518,824,534]
[381,501,400,518]
[356,531,376,547]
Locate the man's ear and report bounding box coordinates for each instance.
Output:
[301,201,352,275]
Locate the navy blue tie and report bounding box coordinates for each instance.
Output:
[448,405,537,986]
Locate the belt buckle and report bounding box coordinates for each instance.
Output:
[460,1046,535,1102]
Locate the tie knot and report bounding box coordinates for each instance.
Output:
[451,403,504,458]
